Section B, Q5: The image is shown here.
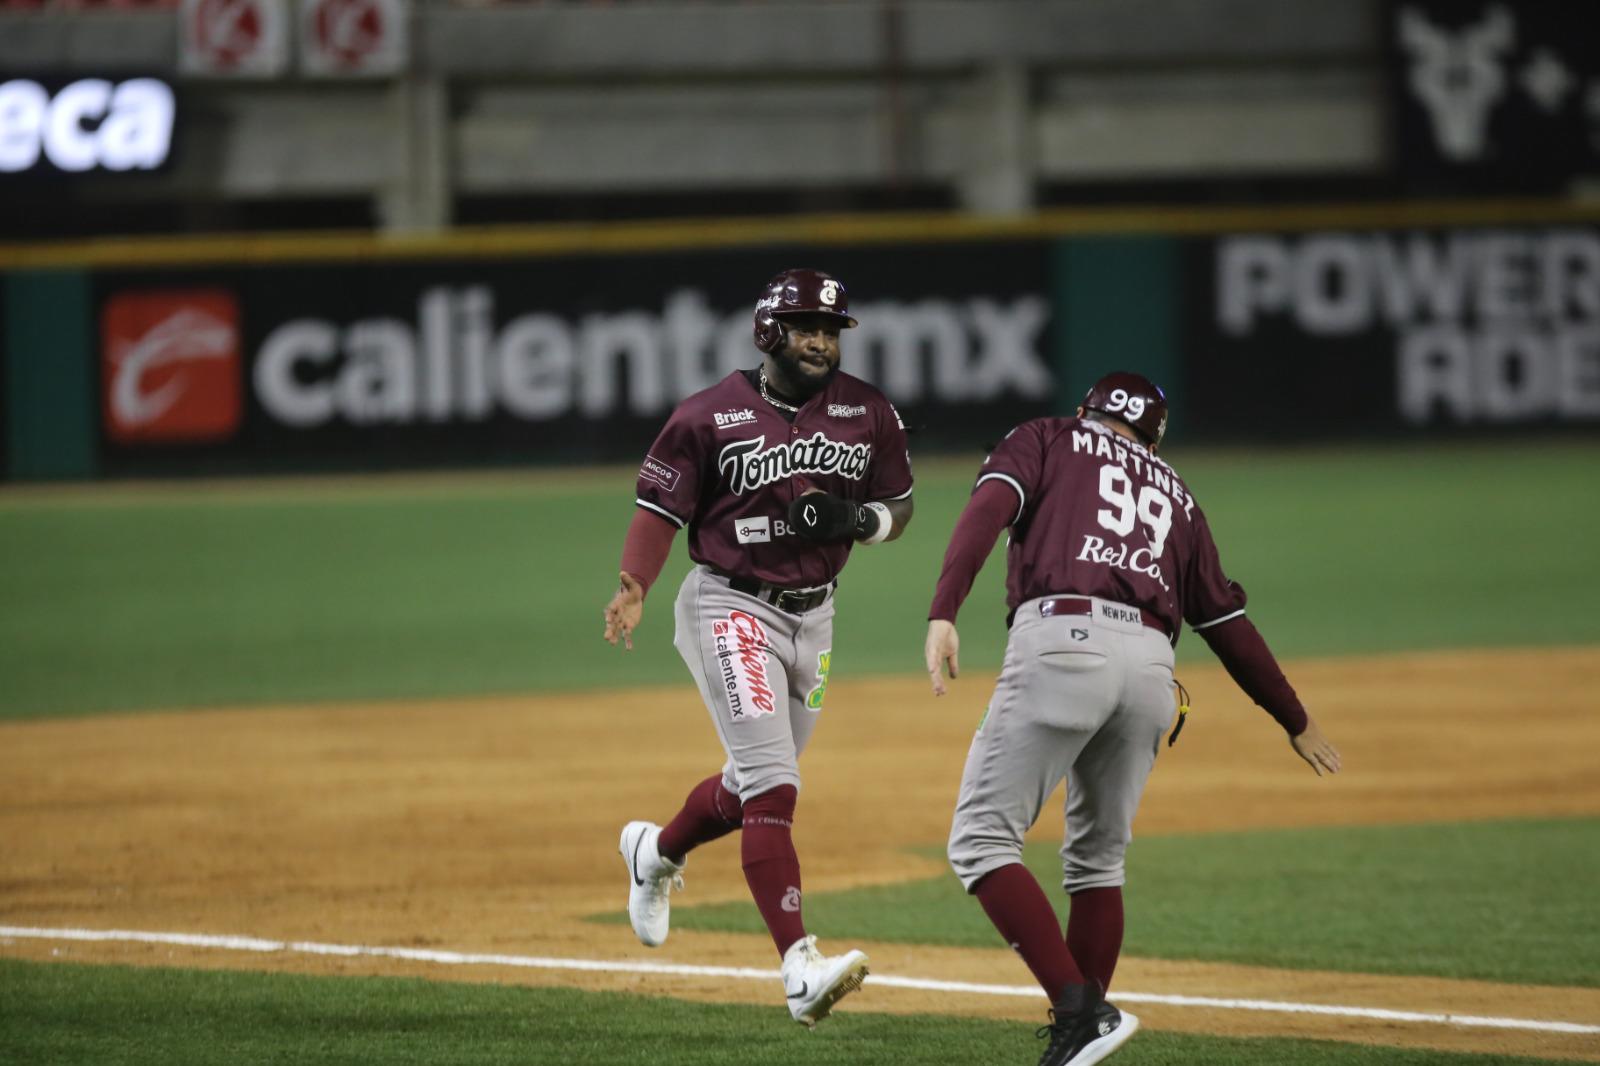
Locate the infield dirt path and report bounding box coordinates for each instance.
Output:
[3,646,1599,1061]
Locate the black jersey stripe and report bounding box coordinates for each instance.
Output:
[975,472,1026,525]
[635,498,688,529]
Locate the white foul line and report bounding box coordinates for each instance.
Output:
[2,925,1596,1037]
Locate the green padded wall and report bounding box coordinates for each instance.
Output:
[1052,236,1182,440]
[4,271,96,481]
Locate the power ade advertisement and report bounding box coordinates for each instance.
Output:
[1189,225,1600,438]
[93,246,1056,474]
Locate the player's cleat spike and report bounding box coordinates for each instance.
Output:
[781,934,869,1028]
[619,820,685,948]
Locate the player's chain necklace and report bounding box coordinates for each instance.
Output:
[758,366,801,414]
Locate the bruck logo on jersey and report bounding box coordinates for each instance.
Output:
[714,408,757,428]
[717,433,871,494]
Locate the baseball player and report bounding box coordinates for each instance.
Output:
[923,371,1340,1066]
[602,268,914,1027]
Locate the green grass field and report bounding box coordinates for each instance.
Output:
[3,439,1598,1066]
[0,960,1570,1066]
[627,817,1600,989]
[2,440,1598,720]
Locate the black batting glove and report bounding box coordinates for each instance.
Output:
[788,492,862,542]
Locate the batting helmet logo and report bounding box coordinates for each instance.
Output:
[753,268,859,354]
[1082,371,1169,449]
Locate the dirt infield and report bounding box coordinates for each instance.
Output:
[3,646,1599,1061]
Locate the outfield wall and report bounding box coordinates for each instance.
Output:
[3,201,1597,481]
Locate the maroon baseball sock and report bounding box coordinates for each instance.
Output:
[657,774,744,865]
[974,863,1084,999]
[740,785,806,957]
[1066,886,1124,993]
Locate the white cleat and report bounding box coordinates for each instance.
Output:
[618,820,684,948]
[781,934,869,1028]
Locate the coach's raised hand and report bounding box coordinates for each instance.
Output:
[603,571,645,650]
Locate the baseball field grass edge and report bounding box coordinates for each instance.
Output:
[0,958,1576,1066]
[629,816,1600,989]
[2,439,1598,719]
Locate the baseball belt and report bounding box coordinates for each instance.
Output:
[1036,596,1171,638]
[721,572,835,614]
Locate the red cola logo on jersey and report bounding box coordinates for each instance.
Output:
[712,611,777,721]
[717,433,871,495]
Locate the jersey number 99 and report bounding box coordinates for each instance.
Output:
[1096,465,1173,556]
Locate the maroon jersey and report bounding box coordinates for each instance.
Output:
[635,370,913,588]
[977,416,1245,638]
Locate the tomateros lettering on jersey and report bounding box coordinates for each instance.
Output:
[718,433,872,494]
[634,368,912,587]
[711,611,777,721]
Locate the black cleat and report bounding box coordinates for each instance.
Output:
[1036,993,1140,1066]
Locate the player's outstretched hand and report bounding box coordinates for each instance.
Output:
[1290,715,1342,776]
[603,571,645,651]
[925,619,960,696]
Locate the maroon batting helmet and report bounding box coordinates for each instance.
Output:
[1082,371,1169,448]
[753,268,858,354]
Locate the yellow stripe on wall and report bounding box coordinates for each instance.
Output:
[3,199,1599,270]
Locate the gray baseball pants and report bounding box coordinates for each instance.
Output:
[673,566,836,802]
[948,595,1175,894]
